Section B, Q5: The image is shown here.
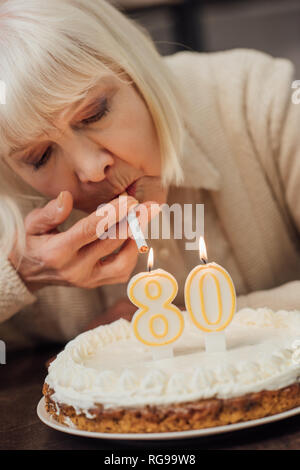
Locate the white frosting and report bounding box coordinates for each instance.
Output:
[45,308,300,413]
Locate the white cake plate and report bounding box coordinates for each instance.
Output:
[37,397,300,441]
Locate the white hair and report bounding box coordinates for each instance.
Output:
[0,0,186,261]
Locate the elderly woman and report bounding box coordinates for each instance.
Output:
[0,0,299,350]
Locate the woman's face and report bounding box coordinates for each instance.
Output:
[5,73,166,212]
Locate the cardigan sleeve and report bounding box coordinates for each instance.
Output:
[234,50,300,311]
[0,255,36,323]
[277,80,300,235]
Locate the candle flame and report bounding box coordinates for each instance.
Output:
[199,236,208,263]
[147,247,154,272]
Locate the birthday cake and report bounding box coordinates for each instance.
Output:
[43,307,300,433]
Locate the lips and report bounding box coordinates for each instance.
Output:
[78,180,138,212]
[125,180,137,198]
[75,175,165,213]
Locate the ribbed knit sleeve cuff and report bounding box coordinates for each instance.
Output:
[0,257,36,323]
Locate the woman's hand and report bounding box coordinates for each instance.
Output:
[9,191,158,292]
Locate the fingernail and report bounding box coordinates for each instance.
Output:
[57,191,64,210]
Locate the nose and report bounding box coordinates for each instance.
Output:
[64,133,114,183]
[76,149,114,184]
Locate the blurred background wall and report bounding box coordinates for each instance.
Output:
[110,0,300,75]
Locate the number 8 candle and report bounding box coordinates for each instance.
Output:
[184,237,236,353]
[128,248,184,360]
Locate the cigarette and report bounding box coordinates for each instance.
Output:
[120,191,148,254]
[127,209,149,253]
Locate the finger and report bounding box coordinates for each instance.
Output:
[92,238,138,284]
[78,201,158,263]
[64,195,138,251]
[128,200,161,241]
[78,216,130,263]
[25,191,73,235]
[133,176,167,205]
[137,200,161,228]
[82,202,160,263]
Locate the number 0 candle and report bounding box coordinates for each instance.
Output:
[128,248,184,360]
[184,237,236,352]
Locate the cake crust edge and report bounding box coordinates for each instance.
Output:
[42,382,300,433]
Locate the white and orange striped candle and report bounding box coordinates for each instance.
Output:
[184,237,236,352]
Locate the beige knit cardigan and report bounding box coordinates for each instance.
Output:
[1,48,300,350]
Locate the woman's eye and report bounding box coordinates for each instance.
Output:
[33,146,52,171]
[29,99,110,171]
[81,100,110,125]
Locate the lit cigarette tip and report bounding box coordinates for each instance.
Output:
[127,208,148,254]
[120,190,148,253]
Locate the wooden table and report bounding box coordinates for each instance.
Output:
[1,346,299,450]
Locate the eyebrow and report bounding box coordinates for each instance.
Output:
[73,94,107,121]
[9,142,45,159]
[9,85,111,159]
